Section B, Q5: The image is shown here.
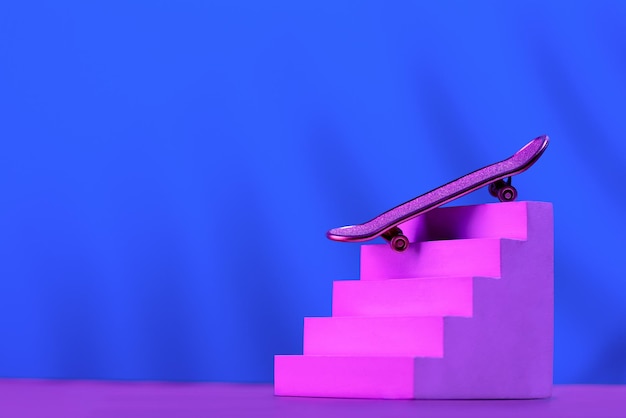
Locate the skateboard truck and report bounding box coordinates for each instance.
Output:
[488,177,517,202]
[326,136,549,253]
[381,226,409,252]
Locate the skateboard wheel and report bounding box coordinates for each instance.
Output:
[497,185,518,202]
[390,235,409,252]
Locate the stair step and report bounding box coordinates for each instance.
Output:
[274,355,416,399]
[332,276,477,317]
[398,200,529,242]
[361,238,504,281]
[303,316,443,357]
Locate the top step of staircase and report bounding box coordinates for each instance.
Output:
[397,201,548,242]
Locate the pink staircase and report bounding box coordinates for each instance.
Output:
[274,201,554,399]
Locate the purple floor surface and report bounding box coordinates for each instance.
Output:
[0,380,624,418]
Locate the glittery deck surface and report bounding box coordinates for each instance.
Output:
[327,135,549,241]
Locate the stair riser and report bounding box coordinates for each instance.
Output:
[303,316,444,357]
[274,355,416,399]
[398,201,529,242]
[361,238,503,281]
[332,277,475,317]
[400,202,528,242]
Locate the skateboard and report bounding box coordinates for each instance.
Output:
[327,135,549,252]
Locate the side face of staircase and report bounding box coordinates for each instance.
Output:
[274,201,554,399]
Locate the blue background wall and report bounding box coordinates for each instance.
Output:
[1,1,625,384]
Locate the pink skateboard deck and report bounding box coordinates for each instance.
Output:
[327,135,549,252]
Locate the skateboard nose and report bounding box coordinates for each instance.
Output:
[327,226,356,241]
